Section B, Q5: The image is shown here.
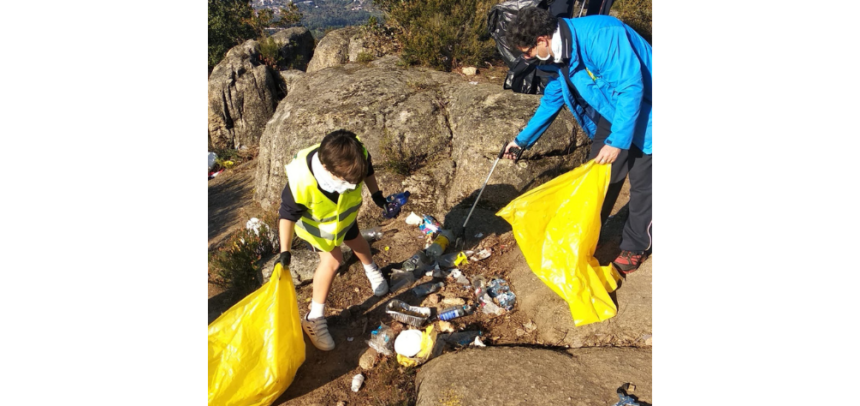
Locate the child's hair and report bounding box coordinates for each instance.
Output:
[319,129,369,184]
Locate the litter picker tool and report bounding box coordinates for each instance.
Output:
[456,142,523,247]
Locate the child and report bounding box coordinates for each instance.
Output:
[275,129,393,351]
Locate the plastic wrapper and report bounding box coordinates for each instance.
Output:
[496,161,621,327]
[208,263,305,406]
[367,324,395,356]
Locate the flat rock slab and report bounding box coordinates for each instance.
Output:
[415,346,651,406]
[506,244,652,348]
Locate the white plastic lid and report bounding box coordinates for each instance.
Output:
[394,330,423,357]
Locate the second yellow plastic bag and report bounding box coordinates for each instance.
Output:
[496,161,621,327]
[208,263,306,406]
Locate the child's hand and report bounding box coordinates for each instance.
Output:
[371,191,387,209]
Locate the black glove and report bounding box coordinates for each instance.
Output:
[276,251,292,268]
[371,191,387,209]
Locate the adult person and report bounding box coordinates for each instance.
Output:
[503,7,652,273]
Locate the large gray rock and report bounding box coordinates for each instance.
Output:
[416,347,651,406]
[270,27,315,71]
[306,27,359,73]
[208,40,283,150]
[506,246,653,348]
[260,240,353,286]
[278,69,306,95]
[254,55,591,226]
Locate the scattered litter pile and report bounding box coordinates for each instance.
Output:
[351,212,518,390]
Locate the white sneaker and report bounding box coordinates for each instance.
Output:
[302,315,335,351]
[365,268,389,297]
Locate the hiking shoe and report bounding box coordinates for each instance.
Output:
[612,250,646,274]
[302,315,335,351]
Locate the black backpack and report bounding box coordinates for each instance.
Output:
[486,0,614,94]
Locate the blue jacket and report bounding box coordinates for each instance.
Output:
[514,16,652,154]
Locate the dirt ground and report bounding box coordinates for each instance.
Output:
[209,153,641,405]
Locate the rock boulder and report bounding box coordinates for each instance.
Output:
[208,40,284,150]
[416,346,651,405]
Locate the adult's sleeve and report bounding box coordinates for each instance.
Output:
[278,183,308,222]
[514,77,565,149]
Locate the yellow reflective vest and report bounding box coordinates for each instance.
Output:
[284,143,366,252]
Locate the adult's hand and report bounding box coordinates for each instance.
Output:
[503,140,521,160]
[594,144,621,164]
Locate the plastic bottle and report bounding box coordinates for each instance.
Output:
[361,226,384,241]
[472,275,488,297]
[443,330,483,347]
[479,293,504,316]
[438,305,474,321]
[383,191,410,218]
[425,229,454,259]
[402,250,430,272]
[351,373,365,392]
[412,281,445,297]
[487,278,510,298]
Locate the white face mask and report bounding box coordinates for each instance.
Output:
[312,153,357,194]
[535,41,551,61]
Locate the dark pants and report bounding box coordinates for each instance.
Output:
[589,117,652,252]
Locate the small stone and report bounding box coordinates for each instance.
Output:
[441,297,465,306]
[337,402,347,406]
[354,287,360,293]
[523,321,537,332]
[359,348,378,370]
[438,321,454,333]
[645,337,652,346]
[462,67,477,76]
[516,328,525,337]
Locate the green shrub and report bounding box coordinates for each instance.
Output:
[356,51,375,63]
[258,35,284,69]
[208,213,280,298]
[376,0,498,71]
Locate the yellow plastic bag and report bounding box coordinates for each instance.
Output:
[208,264,305,406]
[396,325,440,367]
[496,161,621,327]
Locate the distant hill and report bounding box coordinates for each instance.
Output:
[253,0,384,39]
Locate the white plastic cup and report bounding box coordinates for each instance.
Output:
[351,373,365,392]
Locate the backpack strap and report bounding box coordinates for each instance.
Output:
[557,20,603,125]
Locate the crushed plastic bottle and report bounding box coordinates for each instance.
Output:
[366,324,395,356]
[479,293,504,316]
[361,226,384,241]
[472,276,488,298]
[383,191,410,219]
[351,373,365,392]
[487,278,511,298]
[402,250,430,272]
[449,269,470,286]
[442,330,483,347]
[438,305,474,321]
[390,270,417,292]
[419,215,442,235]
[495,291,517,310]
[412,281,445,297]
[425,229,454,259]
